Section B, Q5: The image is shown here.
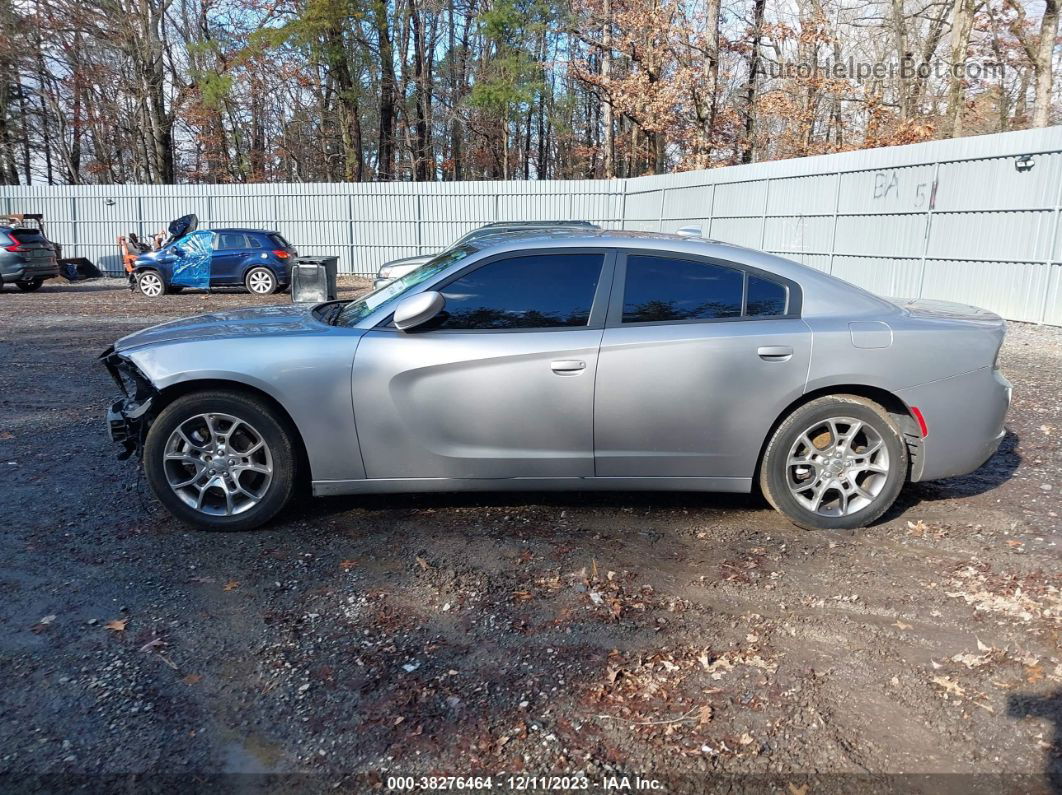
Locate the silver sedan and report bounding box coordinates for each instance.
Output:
[102,230,1011,531]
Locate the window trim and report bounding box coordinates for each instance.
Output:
[606,250,801,328]
[374,247,617,334]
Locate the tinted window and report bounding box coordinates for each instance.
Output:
[10,229,47,244]
[216,232,247,250]
[268,233,290,249]
[436,253,603,330]
[746,274,787,316]
[244,234,265,249]
[622,255,742,323]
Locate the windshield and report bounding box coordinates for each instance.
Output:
[333,246,475,327]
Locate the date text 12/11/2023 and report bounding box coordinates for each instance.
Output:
[386,775,665,791]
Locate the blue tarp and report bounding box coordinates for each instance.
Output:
[169,230,213,289]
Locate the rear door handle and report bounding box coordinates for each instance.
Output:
[757,345,793,361]
[551,359,586,374]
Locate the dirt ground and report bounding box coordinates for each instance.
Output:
[0,278,1059,793]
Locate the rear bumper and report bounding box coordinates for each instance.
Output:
[1,258,59,282]
[900,366,1011,482]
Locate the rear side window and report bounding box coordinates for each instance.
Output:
[435,253,604,330]
[622,255,743,322]
[244,234,264,249]
[268,234,290,249]
[216,232,247,250]
[746,274,788,316]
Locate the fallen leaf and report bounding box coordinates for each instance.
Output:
[512,590,533,602]
[182,674,202,685]
[893,620,912,630]
[1026,665,1044,684]
[1006,540,1024,549]
[38,614,56,626]
[223,580,239,592]
[698,704,713,725]
[739,732,754,745]
[104,619,127,632]
[789,785,809,795]
[976,637,991,652]
[339,559,358,571]
[415,555,429,571]
[932,675,964,697]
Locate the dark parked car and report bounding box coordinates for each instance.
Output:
[0,216,60,292]
[132,216,297,297]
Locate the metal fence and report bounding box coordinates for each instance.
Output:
[4,126,1061,324]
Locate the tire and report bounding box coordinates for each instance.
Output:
[143,390,298,530]
[760,395,909,531]
[245,267,277,295]
[136,270,167,297]
[16,278,44,292]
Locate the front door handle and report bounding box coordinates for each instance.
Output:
[551,359,586,374]
[757,345,793,361]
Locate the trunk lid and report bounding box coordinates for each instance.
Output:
[885,297,1005,329]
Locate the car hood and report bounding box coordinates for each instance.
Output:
[114,304,322,352]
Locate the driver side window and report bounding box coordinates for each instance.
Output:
[434,253,604,330]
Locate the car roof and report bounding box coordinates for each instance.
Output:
[461,228,894,318]
[480,220,597,228]
[212,228,280,235]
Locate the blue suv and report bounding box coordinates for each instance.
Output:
[132,215,297,297]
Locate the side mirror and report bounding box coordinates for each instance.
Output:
[393,291,445,331]
[172,246,185,258]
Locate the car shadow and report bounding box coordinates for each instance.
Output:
[1008,689,1062,793]
[300,488,764,522]
[882,428,1021,520]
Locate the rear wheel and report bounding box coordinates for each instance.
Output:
[136,270,166,297]
[143,390,297,530]
[245,267,277,295]
[760,395,908,530]
[16,278,44,292]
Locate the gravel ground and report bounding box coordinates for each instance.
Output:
[0,278,1060,792]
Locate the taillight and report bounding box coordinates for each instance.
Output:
[4,243,26,252]
[273,250,290,259]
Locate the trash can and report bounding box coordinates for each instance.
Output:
[291,256,339,303]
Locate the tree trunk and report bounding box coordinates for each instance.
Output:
[1032,0,1058,127]
[946,0,975,137]
[742,0,766,164]
[374,0,397,180]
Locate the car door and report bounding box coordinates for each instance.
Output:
[594,251,812,480]
[352,249,615,480]
[210,232,248,285]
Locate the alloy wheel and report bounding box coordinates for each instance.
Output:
[247,269,275,294]
[162,412,273,516]
[138,272,164,297]
[785,416,890,517]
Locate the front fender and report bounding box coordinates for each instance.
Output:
[122,334,366,482]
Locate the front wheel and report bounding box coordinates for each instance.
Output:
[16,278,44,292]
[760,395,908,530]
[136,270,167,297]
[245,267,277,295]
[143,390,297,530]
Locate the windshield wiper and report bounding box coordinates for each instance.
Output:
[317,302,346,326]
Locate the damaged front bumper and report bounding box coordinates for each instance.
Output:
[100,346,158,460]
